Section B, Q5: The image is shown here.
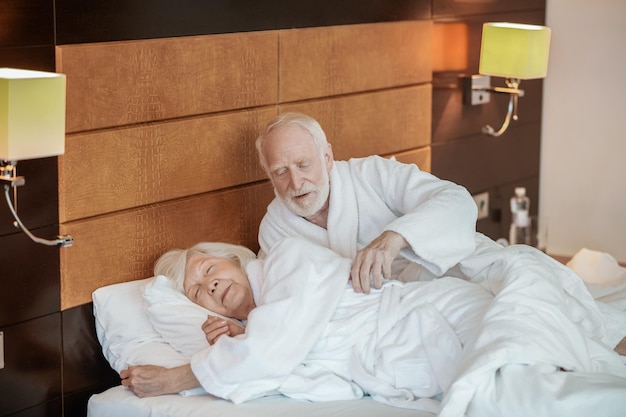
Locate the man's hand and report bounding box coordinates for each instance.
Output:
[120,364,198,397]
[351,230,408,294]
[202,315,245,345]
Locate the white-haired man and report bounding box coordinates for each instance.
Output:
[255,112,480,293]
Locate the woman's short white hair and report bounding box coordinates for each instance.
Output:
[154,242,257,293]
[255,112,328,173]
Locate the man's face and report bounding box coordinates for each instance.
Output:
[262,125,332,219]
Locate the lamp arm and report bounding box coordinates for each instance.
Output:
[481,78,521,137]
[482,92,516,137]
[3,184,73,248]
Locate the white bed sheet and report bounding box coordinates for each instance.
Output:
[88,385,432,417]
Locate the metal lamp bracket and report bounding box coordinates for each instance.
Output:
[462,74,525,137]
[1,161,73,248]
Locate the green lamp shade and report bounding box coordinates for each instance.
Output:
[0,68,66,161]
[479,22,551,80]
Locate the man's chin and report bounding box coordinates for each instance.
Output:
[284,199,318,218]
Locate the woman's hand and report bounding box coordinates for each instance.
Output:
[202,315,245,345]
[120,364,199,397]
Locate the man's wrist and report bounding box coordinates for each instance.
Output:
[385,230,408,250]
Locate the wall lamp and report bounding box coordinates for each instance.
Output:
[463,22,551,137]
[0,68,73,247]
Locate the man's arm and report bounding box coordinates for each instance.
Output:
[370,158,477,277]
[348,156,477,292]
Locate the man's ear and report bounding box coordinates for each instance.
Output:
[324,143,334,171]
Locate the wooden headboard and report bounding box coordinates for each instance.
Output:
[56,21,433,310]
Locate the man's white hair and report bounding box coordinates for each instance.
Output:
[255,112,328,174]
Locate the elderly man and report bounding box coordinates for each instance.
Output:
[255,112,481,293]
[254,112,626,385]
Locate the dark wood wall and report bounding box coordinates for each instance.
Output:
[0,1,545,416]
[431,0,546,240]
[1,1,72,417]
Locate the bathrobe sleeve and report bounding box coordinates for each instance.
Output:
[189,238,352,403]
[348,156,478,276]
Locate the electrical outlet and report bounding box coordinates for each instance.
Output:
[473,192,489,220]
[0,331,4,369]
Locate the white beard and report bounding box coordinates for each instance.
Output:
[282,171,330,218]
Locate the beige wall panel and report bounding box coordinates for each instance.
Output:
[60,182,274,310]
[59,108,276,222]
[280,85,431,160]
[56,23,435,309]
[56,31,278,133]
[279,21,432,102]
[392,146,431,173]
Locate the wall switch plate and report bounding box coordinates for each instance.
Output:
[473,192,489,220]
[0,331,4,369]
[463,74,491,106]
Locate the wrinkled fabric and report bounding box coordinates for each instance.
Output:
[439,241,626,417]
[191,238,490,411]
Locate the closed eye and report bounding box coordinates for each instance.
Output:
[203,261,215,277]
[272,168,288,178]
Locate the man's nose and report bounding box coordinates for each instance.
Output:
[288,170,304,191]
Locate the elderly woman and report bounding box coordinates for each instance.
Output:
[121,237,492,413]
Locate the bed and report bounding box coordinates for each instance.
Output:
[88,386,429,417]
[87,244,626,417]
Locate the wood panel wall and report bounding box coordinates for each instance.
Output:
[0,2,65,416]
[56,21,433,311]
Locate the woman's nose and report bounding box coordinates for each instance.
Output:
[209,280,218,294]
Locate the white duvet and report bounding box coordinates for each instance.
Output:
[441,240,626,417]
[176,237,626,416]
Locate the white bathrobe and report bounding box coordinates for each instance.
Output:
[256,155,626,416]
[190,238,493,412]
[258,155,479,279]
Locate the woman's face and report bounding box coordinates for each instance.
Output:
[184,254,255,320]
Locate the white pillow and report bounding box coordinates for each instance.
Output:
[92,277,188,373]
[142,275,245,358]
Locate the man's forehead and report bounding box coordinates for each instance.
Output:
[269,123,313,141]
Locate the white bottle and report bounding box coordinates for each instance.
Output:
[509,187,532,245]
